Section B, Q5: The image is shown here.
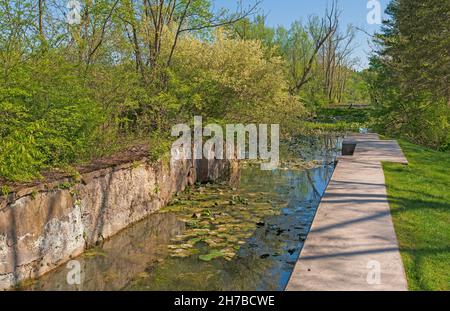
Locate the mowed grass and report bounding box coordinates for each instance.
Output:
[383,141,450,291]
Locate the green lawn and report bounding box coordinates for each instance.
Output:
[383,141,450,291]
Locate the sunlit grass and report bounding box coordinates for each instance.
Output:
[383,141,450,291]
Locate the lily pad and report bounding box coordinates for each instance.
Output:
[170,248,199,258]
[198,250,225,262]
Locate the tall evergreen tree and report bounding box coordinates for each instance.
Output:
[369,0,450,149]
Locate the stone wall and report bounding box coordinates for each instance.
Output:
[0,154,239,290]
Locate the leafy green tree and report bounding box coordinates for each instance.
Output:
[369,0,450,149]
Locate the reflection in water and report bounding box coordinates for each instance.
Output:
[23,136,341,291]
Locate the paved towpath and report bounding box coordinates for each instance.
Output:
[286,133,408,291]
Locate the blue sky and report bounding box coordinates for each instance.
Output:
[213,0,391,69]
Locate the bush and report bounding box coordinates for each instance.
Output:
[170,31,304,125]
[0,54,103,181]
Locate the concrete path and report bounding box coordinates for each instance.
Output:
[286,134,409,291]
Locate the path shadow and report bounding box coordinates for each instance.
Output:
[311,210,392,234]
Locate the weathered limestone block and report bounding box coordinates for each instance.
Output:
[0,190,84,289]
[0,155,237,290]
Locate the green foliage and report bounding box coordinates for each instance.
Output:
[1,185,11,196]
[0,0,371,182]
[315,108,371,124]
[299,121,363,135]
[58,181,77,190]
[230,15,370,108]
[0,53,104,181]
[148,132,174,163]
[368,0,450,150]
[289,108,371,137]
[172,31,302,125]
[230,15,277,49]
[0,89,45,180]
[342,71,371,104]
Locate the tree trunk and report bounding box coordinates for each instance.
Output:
[38,0,44,37]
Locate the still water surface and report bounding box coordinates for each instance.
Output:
[23,136,341,291]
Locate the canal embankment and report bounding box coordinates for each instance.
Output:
[0,146,238,290]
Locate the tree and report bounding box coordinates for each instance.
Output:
[369,0,450,149]
[319,24,356,103]
[118,0,259,82]
[39,0,44,38]
[230,14,276,49]
[286,0,339,94]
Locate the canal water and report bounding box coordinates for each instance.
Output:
[22,136,342,291]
